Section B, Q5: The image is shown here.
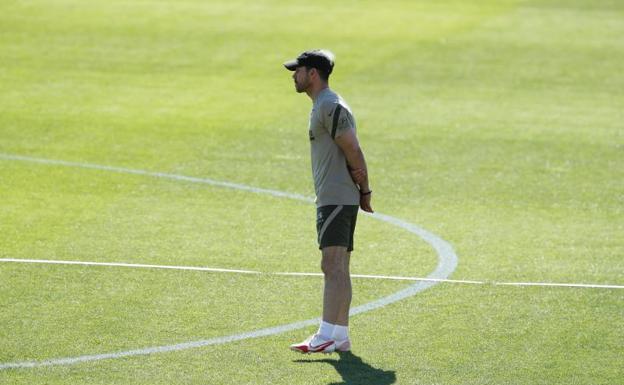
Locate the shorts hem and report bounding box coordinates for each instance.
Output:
[319,244,354,252]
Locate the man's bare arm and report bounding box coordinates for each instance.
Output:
[334,129,373,213]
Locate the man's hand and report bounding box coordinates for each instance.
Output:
[359,191,373,213]
[349,167,367,185]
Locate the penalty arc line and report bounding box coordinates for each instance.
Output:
[1,258,621,289]
[1,152,622,371]
[0,152,458,370]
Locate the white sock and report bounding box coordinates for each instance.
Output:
[331,325,349,341]
[317,321,335,339]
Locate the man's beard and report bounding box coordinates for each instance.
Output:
[295,78,308,93]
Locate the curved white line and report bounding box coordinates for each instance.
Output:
[0,153,458,369]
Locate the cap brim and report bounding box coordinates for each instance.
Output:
[283,59,299,71]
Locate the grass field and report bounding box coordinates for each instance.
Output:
[1,0,623,384]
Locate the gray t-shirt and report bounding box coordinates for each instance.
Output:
[308,88,360,207]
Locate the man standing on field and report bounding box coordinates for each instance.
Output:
[284,49,373,354]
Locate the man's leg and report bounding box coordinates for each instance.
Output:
[321,246,352,326]
[290,205,356,353]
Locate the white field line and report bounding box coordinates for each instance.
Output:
[494,281,624,290]
[0,153,312,203]
[0,152,458,370]
[1,258,622,289]
[4,152,622,371]
[0,258,262,275]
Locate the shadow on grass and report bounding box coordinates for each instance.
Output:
[294,351,396,385]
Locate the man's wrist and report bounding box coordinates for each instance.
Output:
[360,190,372,196]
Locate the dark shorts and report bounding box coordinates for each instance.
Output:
[316,205,359,252]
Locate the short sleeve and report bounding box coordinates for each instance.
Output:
[321,101,355,139]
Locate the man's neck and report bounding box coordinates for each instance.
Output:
[307,83,329,101]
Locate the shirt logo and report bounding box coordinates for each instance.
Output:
[309,129,315,141]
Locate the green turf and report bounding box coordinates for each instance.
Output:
[1,0,623,384]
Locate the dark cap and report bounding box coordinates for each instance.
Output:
[283,49,335,75]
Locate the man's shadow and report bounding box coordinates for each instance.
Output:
[294,351,396,385]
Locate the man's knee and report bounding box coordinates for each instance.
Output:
[321,260,346,277]
[321,246,349,277]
